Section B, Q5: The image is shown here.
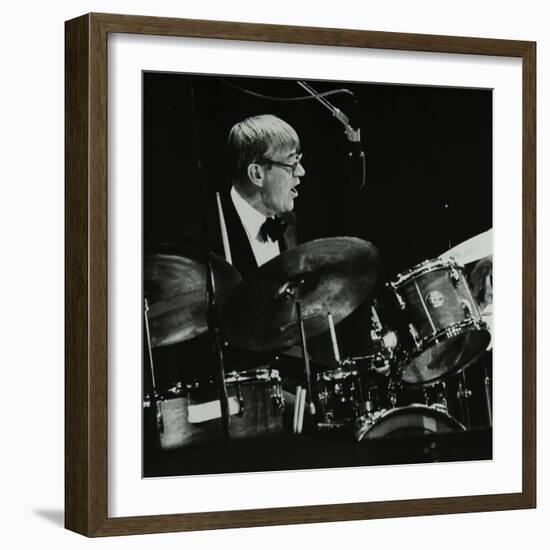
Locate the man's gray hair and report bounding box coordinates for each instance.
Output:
[227,114,300,182]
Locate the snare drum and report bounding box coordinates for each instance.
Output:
[389,258,490,387]
[315,368,362,429]
[150,368,285,450]
[355,404,465,441]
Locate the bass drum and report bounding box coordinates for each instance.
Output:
[356,404,465,441]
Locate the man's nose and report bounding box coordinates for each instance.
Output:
[295,162,306,177]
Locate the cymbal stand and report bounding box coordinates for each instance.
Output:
[456,371,472,429]
[144,298,162,434]
[144,298,157,390]
[443,223,472,429]
[206,255,231,439]
[188,76,231,440]
[285,282,316,416]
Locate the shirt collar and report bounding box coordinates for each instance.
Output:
[230,186,268,241]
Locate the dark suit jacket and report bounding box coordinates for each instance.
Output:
[211,192,298,278]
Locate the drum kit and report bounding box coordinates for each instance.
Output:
[144,236,492,451]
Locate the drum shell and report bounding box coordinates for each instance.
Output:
[390,259,490,386]
[151,369,284,450]
[396,264,480,336]
[229,374,285,439]
[156,395,216,450]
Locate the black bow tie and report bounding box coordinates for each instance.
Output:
[260,216,288,242]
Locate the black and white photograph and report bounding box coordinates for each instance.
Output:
[142,72,494,478]
[2,0,544,543]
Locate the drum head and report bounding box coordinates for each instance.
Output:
[402,327,490,387]
[361,404,465,440]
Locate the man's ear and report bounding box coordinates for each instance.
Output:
[247,163,264,188]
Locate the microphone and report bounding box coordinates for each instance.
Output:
[348,141,366,192]
[297,81,366,191]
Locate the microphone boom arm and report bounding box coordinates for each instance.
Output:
[297,81,361,143]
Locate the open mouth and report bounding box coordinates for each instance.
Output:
[290,187,299,198]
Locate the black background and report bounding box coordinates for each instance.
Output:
[142,73,493,475]
[143,72,492,279]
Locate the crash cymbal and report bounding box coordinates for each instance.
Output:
[144,246,242,347]
[222,237,378,352]
[439,228,493,265]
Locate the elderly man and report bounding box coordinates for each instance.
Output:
[217,114,305,276]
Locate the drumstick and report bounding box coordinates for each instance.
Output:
[292,386,302,433]
[216,192,232,264]
[296,388,307,434]
[327,312,341,364]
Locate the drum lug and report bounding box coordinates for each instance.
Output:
[388,389,398,409]
[389,282,406,310]
[154,397,165,434]
[456,381,472,400]
[449,266,461,287]
[436,382,448,411]
[365,387,375,413]
[408,323,421,349]
[235,383,245,417]
[461,299,473,318]
[271,386,286,411]
[431,402,449,415]
[354,416,367,441]
[341,357,355,369]
[236,397,245,417]
[424,382,448,412]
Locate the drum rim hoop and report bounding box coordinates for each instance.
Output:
[318,367,359,381]
[367,403,466,431]
[391,257,463,287]
[225,367,281,384]
[408,319,490,355]
[401,324,490,387]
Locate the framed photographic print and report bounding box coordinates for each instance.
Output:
[65,13,536,536]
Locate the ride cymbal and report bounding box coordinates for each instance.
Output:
[222,237,378,351]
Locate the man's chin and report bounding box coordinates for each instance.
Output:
[271,199,294,215]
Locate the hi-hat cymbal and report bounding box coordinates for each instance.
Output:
[144,246,242,347]
[221,237,378,352]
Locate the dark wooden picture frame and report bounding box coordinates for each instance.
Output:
[65,12,536,537]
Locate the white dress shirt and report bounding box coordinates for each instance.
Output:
[230,186,280,267]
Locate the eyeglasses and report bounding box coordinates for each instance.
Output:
[260,153,303,176]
